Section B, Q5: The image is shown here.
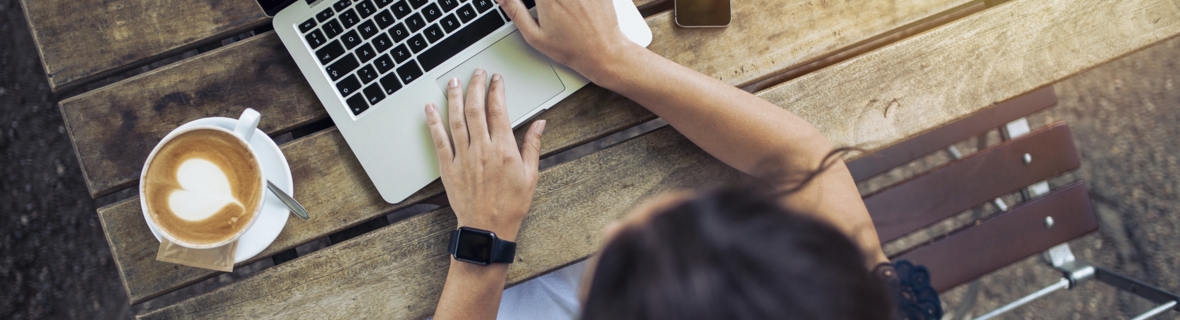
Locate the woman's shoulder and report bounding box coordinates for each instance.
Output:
[874,260,943,320]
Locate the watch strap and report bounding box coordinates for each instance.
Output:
[491,236,516,263]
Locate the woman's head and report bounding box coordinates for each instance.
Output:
[581,188,891,320]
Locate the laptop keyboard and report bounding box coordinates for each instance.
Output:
[299,0,533,116]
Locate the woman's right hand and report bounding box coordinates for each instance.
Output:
[497,0,636,80]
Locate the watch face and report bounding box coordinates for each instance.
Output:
[455,229,495,264]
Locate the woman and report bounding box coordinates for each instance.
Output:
[425,0,941,317]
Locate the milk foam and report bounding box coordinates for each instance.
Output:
[167,158,242,221]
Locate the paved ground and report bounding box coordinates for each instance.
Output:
[1,0,1178,317]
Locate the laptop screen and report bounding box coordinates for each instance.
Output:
[257,0,303,16]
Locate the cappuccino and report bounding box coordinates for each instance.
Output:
[142,128,264,247]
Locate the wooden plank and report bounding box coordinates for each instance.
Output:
[19,0,270,93]
[846,87,1058,182]
[140,0,1180,316]
[895,181,1097,292]
[59,33,327,198]
[864,122,1080,243]
[89,0,973,303]
[62,0,971,198]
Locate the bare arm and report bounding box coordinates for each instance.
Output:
[501,0,887,265]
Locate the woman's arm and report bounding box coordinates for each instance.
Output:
[500,0,887,265]
[428,71,547,319]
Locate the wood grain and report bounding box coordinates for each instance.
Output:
[19,0,270,93]
[140,0,1180,317]
[97,0,972,305]
[62,0,969,199]
[59,33,326,198]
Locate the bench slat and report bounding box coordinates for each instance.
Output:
[895,181,1097,292]
[90,0,975,305]
[847,87,1059,182]
[63,0,972,199]
[865,122,1080,243]
[20,0,271,93]
[141,0,1180,316]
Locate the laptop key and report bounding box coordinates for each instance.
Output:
[346,94,370,115]
[372,33,394,52]
[339,9,361,28]
[457,4,477,23]
[374,54,396,73]
[439,0,460,12]
[409,0,429,9]
[356,0,378,17]
[424,25,445,43]
[473,0,493,13]
[326,54,360,80]
[300,18,318,33]
[406,13,426,32]
[305,29,327,49]
[397,60,424,84]
[407,34,428,53]
[357,64,379,83]
[391,0,412,18]
[374,10,396,29]
[316,40,346,65]
[323,20,344,38]
[389,23,410,42]
[419,13,505,71]
[422,3,443,22]
[356,43,378,62]
[336,74,362,96]
[317,8,336,23]
[523,0,535,9]
[333,0,353,12]
[379,73,403,95]
[341,30,363,49]
[375,0,394,8]
[363,83,386,105]
[440,14,460,33]
[358,20,379,39]
[390,44,412,63]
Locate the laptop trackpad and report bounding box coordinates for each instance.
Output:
[435,31,566,126]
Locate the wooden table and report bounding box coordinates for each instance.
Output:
[23,0,1180,317]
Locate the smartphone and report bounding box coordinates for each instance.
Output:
[674,0,732,28]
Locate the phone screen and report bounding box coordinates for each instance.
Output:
[675,0,731,27]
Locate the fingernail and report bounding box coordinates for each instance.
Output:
[537,120,547,134]
[492,73,502,82]
[474,68,486,76]
[425,103,433,113]
[448,78,459,88]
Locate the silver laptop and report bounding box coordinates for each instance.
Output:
[266,0,652,203]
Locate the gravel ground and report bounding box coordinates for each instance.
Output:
[2,0,1179,317]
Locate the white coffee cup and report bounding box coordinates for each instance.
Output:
[139,109,266,249]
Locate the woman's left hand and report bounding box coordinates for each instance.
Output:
[425,69,546,241]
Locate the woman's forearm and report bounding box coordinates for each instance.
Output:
[584,44,833,185]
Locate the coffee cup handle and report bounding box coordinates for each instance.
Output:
[234,108,261,142]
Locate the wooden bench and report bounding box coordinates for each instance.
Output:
[20,0,1180,316]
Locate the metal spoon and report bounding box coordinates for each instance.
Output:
[267,180,309,220]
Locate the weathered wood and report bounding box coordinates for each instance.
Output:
[140,0,1180,316]
[98,0,973,304]
[63,0,970,199]
[19,0,271,93]
[59,33,326,198]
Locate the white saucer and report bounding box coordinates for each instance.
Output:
[141,117,293,264]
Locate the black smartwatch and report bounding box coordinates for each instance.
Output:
[448,227,516,265]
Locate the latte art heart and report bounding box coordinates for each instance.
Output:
[167,158,243,221]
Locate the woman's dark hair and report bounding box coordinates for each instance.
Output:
[580,187,892,320]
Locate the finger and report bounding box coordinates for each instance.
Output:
[520,119,546,177]
[497,0,541,41]
[446,77,469,152]
[485,73,514,144]
[424,103,454,167]
[464,68,491,144]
